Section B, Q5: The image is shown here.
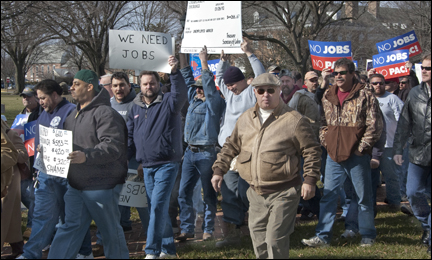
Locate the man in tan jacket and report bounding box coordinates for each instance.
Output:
[211,73,322,259]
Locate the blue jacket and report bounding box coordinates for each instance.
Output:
[182,67,226,146]
[127,70,187,167]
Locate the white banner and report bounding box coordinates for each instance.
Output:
[118,180,148,208]
[181,1,243,54]
[109,30,173,73]
[38,125,73,178]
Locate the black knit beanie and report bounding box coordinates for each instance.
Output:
[223,66,245,85]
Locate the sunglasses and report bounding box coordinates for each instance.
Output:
[371,82,383,86]
[256,88,276,95]
[270,72,279,76]
[399,81,408,84]
[421,66,431,71]
[332,71,349,76]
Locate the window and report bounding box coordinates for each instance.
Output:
[47,65,50,73]
[41,65,44,75]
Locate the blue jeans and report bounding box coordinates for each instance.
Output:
[406,163,431,244]
[316,154,376,243]
[377,148,401,205]
[21,178,35,228]
[178,147,217,234]
[48,184,128,259]
[144,162,179,256]
[220,170,249,226]
[22,172,91,259]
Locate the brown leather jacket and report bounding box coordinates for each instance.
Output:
[212,98,322,195]
[320,79,383,163]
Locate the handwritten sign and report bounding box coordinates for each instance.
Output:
[308,40,352,71]
[373,49,410,79]
[376,30,422,57]
[24,121,36,156]
[38,125,72,178]
[109,29,173,73]
[118,179,148,207]
[181,1,243,54]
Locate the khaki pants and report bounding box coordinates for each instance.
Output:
[247,185,301,259]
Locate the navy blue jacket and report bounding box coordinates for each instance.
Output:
[127,70,187,167]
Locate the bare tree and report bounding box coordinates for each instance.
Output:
[241,1,368,76]
[35,1,135,77]
[1,1,55,93]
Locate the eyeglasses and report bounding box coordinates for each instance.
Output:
[421,66,431,71]
[256,88,276,95]
[371,82,383,86]
[399,81,408,84]
[332,71,349,76]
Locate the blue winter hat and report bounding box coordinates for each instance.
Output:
[223,66,245,85]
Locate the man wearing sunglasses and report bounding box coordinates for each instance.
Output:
[302,58,383,248]
[212,73,322,258]
[214,38,265,248]
[394,53,431,255]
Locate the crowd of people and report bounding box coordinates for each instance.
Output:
[1,39,431,259]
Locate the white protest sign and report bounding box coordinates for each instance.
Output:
[415,63,422,83]
[38,125,73,178]
[109,30,173,73]
[118,180,148,208]
[181,1,243,54]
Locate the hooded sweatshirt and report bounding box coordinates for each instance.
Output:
[64,88,128,190]
[110,88,137,122]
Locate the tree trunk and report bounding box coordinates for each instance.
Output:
[13,58,26,94]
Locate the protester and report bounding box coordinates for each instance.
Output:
[393,53,431,255]
[280,69,301,104]
[246,75,254,85]
[1,120,17,199]
[17,79,93,259]
[127,56,187,259]
[302,58,383,247]
[19,86,42,240]
[1,119,28,259]
[212,73,321,258]
[292,71,303,89]
[288,70,322,220]
[267,64,281,76]
[176,46,226,242]
[47,70,129,259]
[92,71,150,257]
[214,38,265,248]
[368,73,403,208]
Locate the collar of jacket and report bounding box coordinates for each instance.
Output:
[135,90,163,108]
[194,96,206,102]
[252,97,286,120]
[326,77,365,106]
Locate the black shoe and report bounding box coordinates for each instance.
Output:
[401,204,414,216]
[384,198,389,204]
[422,230,431,245]
[175,232,194,242]
[300,212,315,221]
[122,226,133,233]
[336,215,346,222]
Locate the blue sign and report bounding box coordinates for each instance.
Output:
[308,40,352,70]
[376,30,422,57]
[189,54,220,80]
[372,49,410,79]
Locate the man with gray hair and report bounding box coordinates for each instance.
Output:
[212,73,322,258]
[100,74,114,98]
[279,69,301,104]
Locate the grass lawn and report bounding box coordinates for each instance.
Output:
[1,93,25,124]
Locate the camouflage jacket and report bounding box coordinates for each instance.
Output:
[319,79,383,163]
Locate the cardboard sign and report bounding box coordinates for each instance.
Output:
[24,121,36,157]
[38,125,73,178]
[109,30,173,73]
[181,1,243,54]
[11,114,29,141]
[373,49,410,79]
[118,180,148,208]
[308,40,352,71]
[376,30,422,57]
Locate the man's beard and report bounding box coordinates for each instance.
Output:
[143,90,158,99]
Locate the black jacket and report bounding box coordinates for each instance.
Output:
[64,88,128,190]
[393,82,431,166]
